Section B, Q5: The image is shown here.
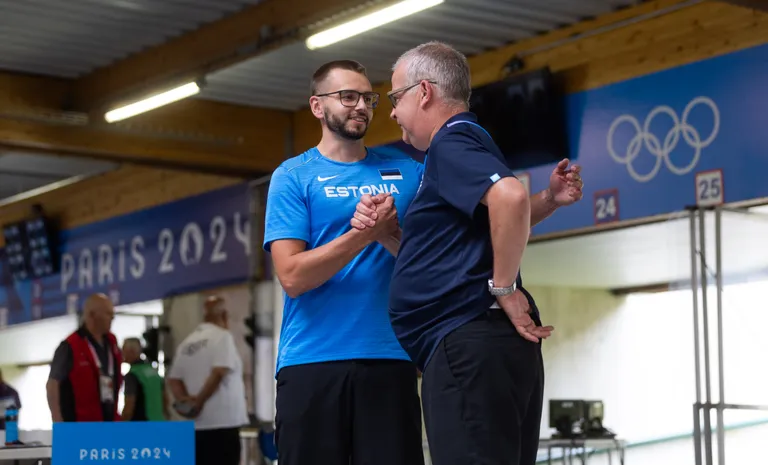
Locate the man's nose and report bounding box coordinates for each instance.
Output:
[390,107,396,120]
[355,95,368,112]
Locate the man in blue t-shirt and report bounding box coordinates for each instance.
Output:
[263,60,424,465]
[353,42,584,465]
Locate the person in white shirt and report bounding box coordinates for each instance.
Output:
[167,295,248,465]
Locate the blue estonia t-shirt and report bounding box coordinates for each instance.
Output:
[388,112,539,371]
[263,147,423,374]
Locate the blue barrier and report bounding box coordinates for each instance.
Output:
[52,421,195,464]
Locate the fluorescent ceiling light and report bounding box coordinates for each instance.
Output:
[104,82,201,123]
[306,0,444,50]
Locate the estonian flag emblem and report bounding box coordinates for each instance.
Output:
[379,168,403,181]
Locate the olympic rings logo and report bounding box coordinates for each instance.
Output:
[606,96,720,183]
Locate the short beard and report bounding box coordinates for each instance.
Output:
[324,109,368,141]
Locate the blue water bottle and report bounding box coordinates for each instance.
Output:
[4,406,18,445]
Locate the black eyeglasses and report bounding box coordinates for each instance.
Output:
[387,80,437,108]
[314,90,380,109]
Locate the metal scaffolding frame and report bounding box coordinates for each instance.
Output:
[688,206,768,465]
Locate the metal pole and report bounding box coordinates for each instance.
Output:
[714,207,726,465]
[247,182,267,465]
[247,182,260,418]
[698,208,714,465]
[689,209,703,465]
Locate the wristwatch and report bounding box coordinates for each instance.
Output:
[488,279,517,296]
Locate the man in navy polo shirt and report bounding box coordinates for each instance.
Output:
[354,42,583,465]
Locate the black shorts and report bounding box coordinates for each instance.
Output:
[275,359,424,465]
[195,427,241,465]
[422,309,545,465]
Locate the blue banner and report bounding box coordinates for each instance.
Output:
[52,421,195,465]
[379,42,768,236]
[0,183,252,326]
[514,41,768,235]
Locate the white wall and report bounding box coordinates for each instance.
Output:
[0,305,153,367]
[1,364,52,431]
[0,315,78,366]
[526,280,768,463]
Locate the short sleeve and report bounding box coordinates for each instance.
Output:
[211,333,239,371]
[124,373,139,397]
[263,166,310,252]
[48,342,73,382]
[434,131,515,217]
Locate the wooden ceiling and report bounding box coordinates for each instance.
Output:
[0,0,762,183]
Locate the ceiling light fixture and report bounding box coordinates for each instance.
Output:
[305,0,444,50]
[104,81,201,123]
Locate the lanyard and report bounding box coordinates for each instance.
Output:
[86,339,114,377]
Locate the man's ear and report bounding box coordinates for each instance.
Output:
[419,80,434,109]
[309,96,324,119]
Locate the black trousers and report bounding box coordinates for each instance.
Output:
[196,427,241,465]
[422,309,545,465]
[275,359,424,465]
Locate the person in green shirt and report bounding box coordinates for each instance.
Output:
[121,338,168,421]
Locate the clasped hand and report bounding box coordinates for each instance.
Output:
[497,291,554,343]
[349,193,400,238]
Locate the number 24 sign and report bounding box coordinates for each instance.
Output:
[594,189,620,225]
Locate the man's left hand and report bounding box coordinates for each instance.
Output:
[497,290,554,343]
[548,158,583,206]
[351,194,389,230]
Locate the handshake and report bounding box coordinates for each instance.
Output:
[349,193,401,239]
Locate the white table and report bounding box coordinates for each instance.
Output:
[0,430,52,464]
[0,445,51,463]
[539,437,627,465]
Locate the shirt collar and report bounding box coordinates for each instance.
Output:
[78,325,107,347]
[426,111,478,154]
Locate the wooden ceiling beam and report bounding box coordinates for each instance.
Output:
[718,0,768,12]
[0,71,291,176]
[70,0,384,112]
[0,72,73,119]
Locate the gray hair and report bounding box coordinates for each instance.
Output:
[393,41,471,107]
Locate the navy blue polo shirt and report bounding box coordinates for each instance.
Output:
[388,111,539,371]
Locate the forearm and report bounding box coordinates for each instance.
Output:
[195,370,225,405]
[281,229,374,297]
[46,381,62,422]
[530,189,558,227]
[489,185,531,287]
[167,379,189,401]
[378,229,402,256]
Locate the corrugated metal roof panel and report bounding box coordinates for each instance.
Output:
[0,151,118,201]
[201,0,639,110]
[0,0,265,78]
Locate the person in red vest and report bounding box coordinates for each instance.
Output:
[46,293,123,422]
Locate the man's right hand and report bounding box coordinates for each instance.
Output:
[497,290,554,343]
[351,194,399,238]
